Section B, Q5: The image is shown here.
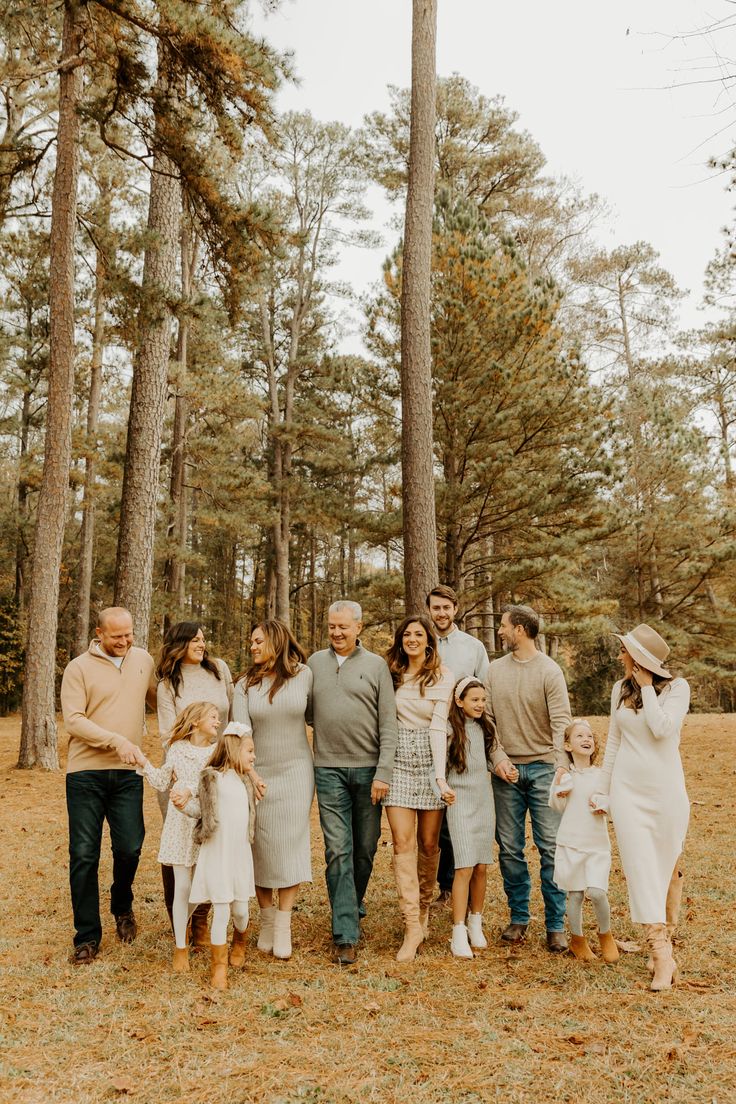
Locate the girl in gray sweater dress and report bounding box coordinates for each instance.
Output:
[441,677,498,959]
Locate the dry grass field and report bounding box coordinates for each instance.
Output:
[1,712,734,1104]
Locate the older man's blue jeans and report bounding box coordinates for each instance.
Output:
[492,761,566,932]
[315,766,382,946]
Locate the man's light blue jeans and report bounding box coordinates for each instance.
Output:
[492,761,566,932]
[315,766,382,947]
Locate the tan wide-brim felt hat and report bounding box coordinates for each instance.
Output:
[613,623,672,679]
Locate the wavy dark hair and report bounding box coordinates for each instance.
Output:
[386,614,441,694]
[240,619,307,704]
[447,679,497,774]
[617,673,671,712]
[156,621,221,699]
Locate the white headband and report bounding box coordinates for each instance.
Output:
[453,676,479,704]
[222,722,252,738]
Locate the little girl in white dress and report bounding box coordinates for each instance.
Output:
[549,719,619,964]
[183,722,259,990]
[138,701,219,971]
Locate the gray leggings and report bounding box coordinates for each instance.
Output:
[566,888,610,936]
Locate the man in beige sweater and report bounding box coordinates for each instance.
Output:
[485,604,572,952]
[61,607,155,963]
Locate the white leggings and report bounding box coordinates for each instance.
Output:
[172,865,194,949]
[210,901,249,945]
[567,888,611,936]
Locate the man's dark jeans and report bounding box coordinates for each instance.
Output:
[314,766,382,946]
[66,770,145,947]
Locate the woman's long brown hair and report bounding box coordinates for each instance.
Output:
[446,679,496,774]
[386,614,442,694]
[156,621,221,699]
[240,620,307,704]
[617,673,671,712]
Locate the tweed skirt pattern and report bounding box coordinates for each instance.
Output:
[383,726,444,810]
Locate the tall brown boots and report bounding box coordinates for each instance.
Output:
[393,851,424,962]
[417,847,440,939]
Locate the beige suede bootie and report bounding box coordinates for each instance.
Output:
[210,943,229,990]
[648,867,684,973]
[646,924,677,991]
[598,931,619,964]
[393,852,424,962]
[171,946,189,973]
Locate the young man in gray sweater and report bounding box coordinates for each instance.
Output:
[307,601,398,964]
[486,604,572,952]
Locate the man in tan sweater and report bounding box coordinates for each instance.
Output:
[61,607,155,963]
[485,604,572,952]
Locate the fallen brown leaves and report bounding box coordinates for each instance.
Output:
[0,713,735,1104]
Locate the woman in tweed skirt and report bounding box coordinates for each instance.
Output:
[383,615,454,961]
[232,619,314,961]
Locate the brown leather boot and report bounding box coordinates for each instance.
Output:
[190,904,211,950]
[210,943,228,990]
[417,847,440,939]
[569,934,597,962]
[598,931,619,964]
[161,864,175,933]
[393,852,424,963]
[230,926,248,968]
[172,946,189,973]
[645,924,677,991]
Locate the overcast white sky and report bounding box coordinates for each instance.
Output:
[251,0,736,339]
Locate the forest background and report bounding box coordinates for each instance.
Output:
[2,0,736,763]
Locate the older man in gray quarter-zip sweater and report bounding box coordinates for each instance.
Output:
[307,600,398,964]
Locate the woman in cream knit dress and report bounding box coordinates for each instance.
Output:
[383,615,454,962]
[593,624,690,991]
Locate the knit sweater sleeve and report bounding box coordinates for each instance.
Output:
[231,679,251,726]
[156,680,178,748]
[598,682,622,796]
[641,679,690,741]
[374,661,398,785]
[545,662,572,769]
[428,669,454,781]
[218,659,234,713]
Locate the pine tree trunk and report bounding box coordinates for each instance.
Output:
[14,382,31,609]
[18,2,83,769]
[114,49,181,647]
[163,217,197,631]
[401,0,438,613]
[74,241,106,656]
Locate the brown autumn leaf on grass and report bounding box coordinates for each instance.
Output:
[1,713,735,1104]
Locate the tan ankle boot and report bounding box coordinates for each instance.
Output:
[230,926,248,968]
[647,866,684,973]
[645,924,677,991]
[569,934,597,962]
[210,943,229,990]
[417,847,440,939]
[190,904,211,950]
[598,931,619,964]
[393,852,424,962]
[172,946,189,973]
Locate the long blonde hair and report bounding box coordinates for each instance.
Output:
[208,733,252,776]
[169,701,219,745]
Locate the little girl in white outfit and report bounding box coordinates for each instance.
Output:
[138,700,219,970]
[183,722,258,989]
[549,719,619,963]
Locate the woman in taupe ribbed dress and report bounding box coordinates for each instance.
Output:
[232,620,313,961]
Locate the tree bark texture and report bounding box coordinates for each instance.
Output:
[18,2,83,768]
[114,49,181,647]
[401,0,438,614]
[74,238,106,655]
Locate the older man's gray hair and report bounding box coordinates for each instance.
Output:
[328,600,362,621]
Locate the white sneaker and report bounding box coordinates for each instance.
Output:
[451,923,473,959]
[257,905,277,953]
[467,912,487,949]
